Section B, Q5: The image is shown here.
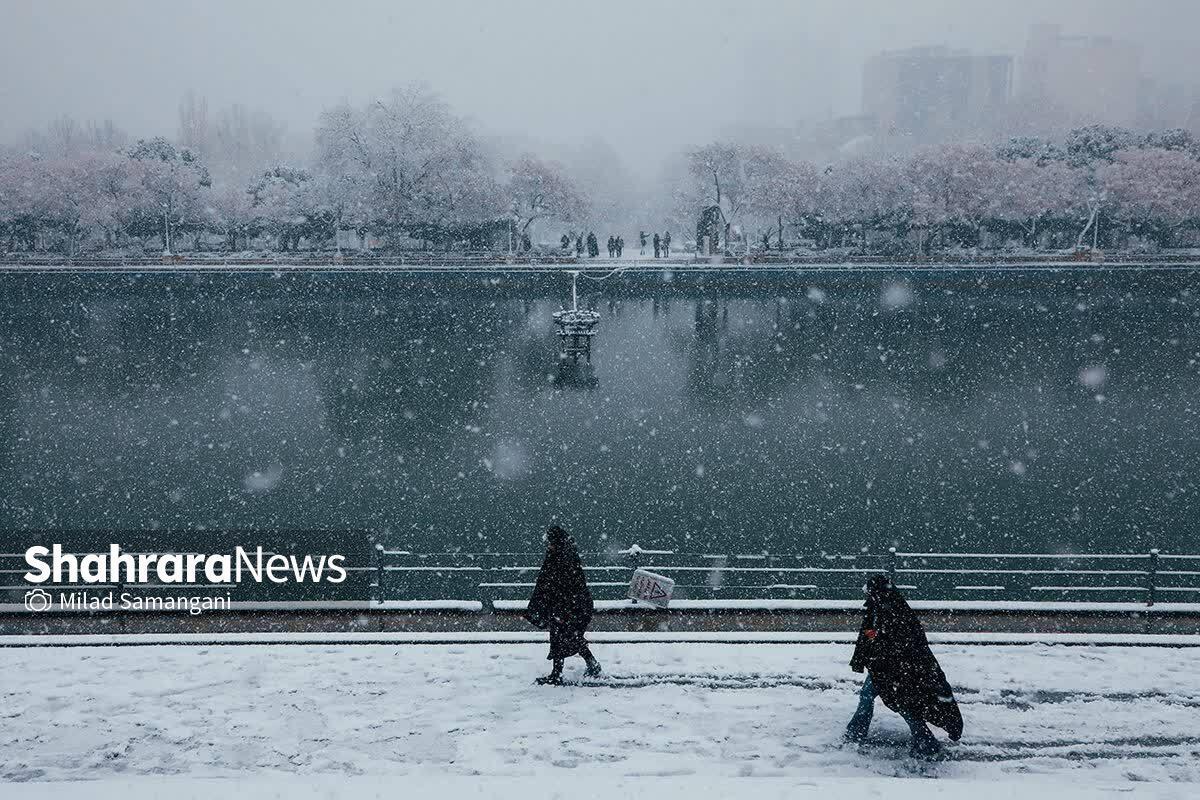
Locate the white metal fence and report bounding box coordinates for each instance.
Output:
[4,545,1197,612]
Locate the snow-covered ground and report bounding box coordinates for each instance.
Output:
[2,642,1198,798]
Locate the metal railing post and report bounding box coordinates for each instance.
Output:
[477,552,493,612]
[710,554,728,595]
[1147,549,1159,607]
[369,538,382,605]
[888,547,898,581]
[627,545,643,606]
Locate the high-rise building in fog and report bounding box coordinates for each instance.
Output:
[1021,23,1142,127]
[862,46,1012,139]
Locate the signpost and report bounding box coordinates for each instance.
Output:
[627,569,675,608]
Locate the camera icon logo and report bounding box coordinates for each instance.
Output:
[24,588,52,612]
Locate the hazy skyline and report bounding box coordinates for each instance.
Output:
[2,0,1196,170]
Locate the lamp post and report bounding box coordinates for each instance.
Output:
[162,205,172,257]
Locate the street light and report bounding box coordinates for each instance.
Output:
[162,204,172,257]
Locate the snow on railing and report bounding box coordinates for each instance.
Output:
[3,547,1197,612]
[360,547,1200,610]
[895,552,1153,559]
[619,544,676,556]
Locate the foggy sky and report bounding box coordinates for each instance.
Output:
[2,0,1195,170]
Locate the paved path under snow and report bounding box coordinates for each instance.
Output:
[1,643,1197,796]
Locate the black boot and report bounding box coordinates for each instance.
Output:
[843,706,872,744]
[843,719,870,744]
[537,658,564,685]
[908,730,943,759]
[580,646,602,677]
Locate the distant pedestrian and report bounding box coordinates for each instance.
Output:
[662,231,671,257]
[639,231,648,256]
[616,236,624,258]
[561,234,571,251]
[653,233,661,258]
[524,525,601,685]
[607,236,616,258]
[845,575,963,758]
[586,232,599,258]
[575,235,584,257]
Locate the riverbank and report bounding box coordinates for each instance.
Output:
[2,251,1200,271]
[4,603,1200,638]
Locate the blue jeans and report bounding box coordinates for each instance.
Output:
[847,674,937,745]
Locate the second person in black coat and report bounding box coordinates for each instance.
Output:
[524,525,601,684]
[846,574,963,757]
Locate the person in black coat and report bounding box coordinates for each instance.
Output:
[846,574,963,758]
[662,231,671,256]
[652,232,661,258]
[586,231,599,258]
[524,525,601,684]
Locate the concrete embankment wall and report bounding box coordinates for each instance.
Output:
[4,606,1199,638]
[2,251,1199,269]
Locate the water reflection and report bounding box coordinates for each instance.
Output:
[554,360,599,391]
[0,271,1196,557]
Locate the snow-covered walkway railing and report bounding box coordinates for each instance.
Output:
[7,250,1200,269]
[3,546,1198,612]
[369,547,1200,610]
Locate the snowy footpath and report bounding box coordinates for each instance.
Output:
[1,642,1198,798]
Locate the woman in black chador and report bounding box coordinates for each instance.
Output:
[525,525,601,684]
[846,574,963,758]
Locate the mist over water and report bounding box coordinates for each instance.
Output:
[2,270,1196,556]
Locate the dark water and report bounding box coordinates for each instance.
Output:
[0,268,1197,555]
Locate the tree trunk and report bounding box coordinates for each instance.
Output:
[1076,203,1099,250]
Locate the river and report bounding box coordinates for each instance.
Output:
[0,266,1195,557]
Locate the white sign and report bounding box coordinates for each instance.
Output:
[628,569,674,608]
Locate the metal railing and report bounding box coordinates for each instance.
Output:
[3,545,1198,612]
[374,546,1199,609]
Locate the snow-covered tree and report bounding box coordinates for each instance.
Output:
[249,167,323,251]
[906,144,1002,249]
[1102,148,1200,246]
[86,151,145,249]
[996,136,1061,165]
[994,158,1088,248]
[206,181,256,252]
[824,157,906,249]
[682,143,748,251]
[0,151,39,250]
[506,155,587,246]
[126,137,211,251]
[1064,125,1138,168]
[743,147,820,249]
[315,86,495,246]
